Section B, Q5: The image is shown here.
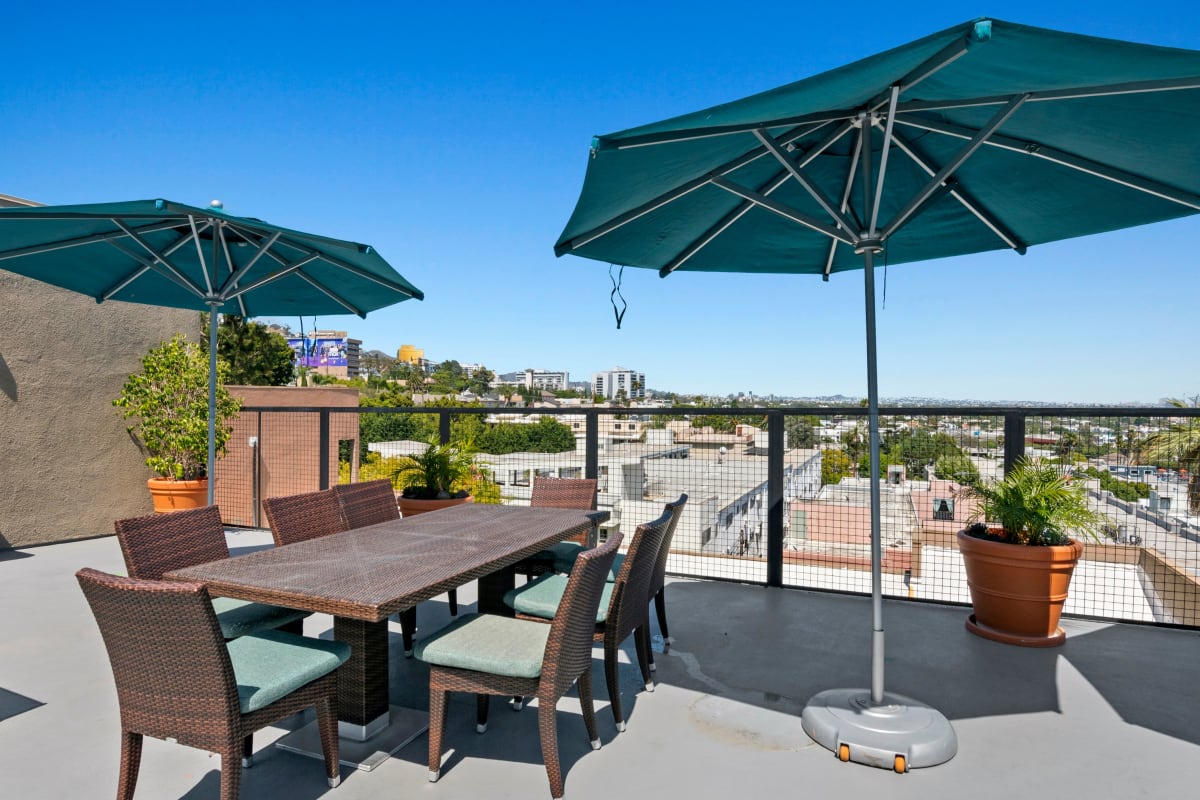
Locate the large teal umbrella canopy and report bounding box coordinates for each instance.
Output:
[0,197,423,502]
[557,18,1200,276]
[0,198,423,315]
[555,18,1200,770]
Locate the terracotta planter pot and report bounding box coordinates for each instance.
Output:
[957,528,1083,647]
[396,494,474,517]
[147,478,208,513]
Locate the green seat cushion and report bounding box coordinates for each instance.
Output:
[553,549,624,582]
[414,613,550,679]
[227,629,350,713]
[504,573,613,623]
[211,596,310,640]
[535,541,583,572]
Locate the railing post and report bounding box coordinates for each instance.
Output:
[585,411,599,480]
[439,411,451,445]
[1003,411,1025,476]
[767,411,784,588]
[318,409,331,490]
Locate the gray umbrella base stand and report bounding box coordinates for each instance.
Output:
[801,688,957,772]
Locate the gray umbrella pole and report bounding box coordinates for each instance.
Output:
[207,304,219,506]
[862,249,885,705]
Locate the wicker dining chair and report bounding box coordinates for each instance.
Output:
[114,505,310,643]
[503,505,674,732]
[76,567,347,800]
[262,488,348,547]
[415,531,622,799]
[515,476,599,578]
[646,493,688,667]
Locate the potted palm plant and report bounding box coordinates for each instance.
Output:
[114,335,241,512]
[391,438,478,516]
[954,458,1104,646]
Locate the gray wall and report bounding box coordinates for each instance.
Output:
[0,270,195,547]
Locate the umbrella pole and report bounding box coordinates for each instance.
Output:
[207,302,219,506]
[798,252,957,772]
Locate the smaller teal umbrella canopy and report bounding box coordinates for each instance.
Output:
[0,198,424,502]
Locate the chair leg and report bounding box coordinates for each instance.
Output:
[511,694,524,711]
[654,588,671,646]
[577,668,601,749]
[447,589,458,617]
[537,696,565,799]
[219,743,243,800]
[604,638,625,732]
[116,730,142,800]
[476,694,490,733]
[399,607,417,657]
[315,694,341,788]
[428,685,449,782]
[634,625,654,692]
[241,734,254,768]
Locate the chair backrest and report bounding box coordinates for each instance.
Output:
[114,505,230,580]
[540,531,622,696]
[531,476,597,546]
[335,479,400,529]
[263,489,347,547]
[76,567,239,748]
[530,476,597,510]
[650,494,689,595]
[606,508,673,642]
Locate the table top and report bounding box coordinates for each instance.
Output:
[166,504,608,622]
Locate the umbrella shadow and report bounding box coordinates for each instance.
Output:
[655,580,1063,722]
[1061,622,1200,746]
[0,350,15,401]
[0,687,44,722]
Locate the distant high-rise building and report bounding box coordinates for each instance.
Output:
[592,367,645,400]
[287,330,361,379]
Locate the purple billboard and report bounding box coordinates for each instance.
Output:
[288,336,348,367]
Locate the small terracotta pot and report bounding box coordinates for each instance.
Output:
[957,528,1083,647]
[148,478,208,513]
[396,494,474,517]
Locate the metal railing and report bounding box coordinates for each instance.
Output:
[215,404,1200,629]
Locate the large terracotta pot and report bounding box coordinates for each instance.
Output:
[148,478,208,513]
[957,529,1083,647]
[397,494,474,517]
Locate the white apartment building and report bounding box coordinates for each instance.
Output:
[524,369,570,392]
[592,366,645,400]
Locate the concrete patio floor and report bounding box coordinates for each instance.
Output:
[2,529,1198,799]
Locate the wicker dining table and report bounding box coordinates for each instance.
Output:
[166,503,608,771]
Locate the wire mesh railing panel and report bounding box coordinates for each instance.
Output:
[226,404,1200,629]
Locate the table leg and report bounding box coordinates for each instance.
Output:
[274,616,429,771]
[478,565,517,616]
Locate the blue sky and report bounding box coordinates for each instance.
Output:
[4,2,1197,404]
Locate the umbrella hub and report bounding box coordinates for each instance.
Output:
[855,237,884,255]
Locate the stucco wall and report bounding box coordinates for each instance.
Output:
[0,271,196,547]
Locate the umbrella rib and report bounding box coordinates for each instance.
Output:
[880,94,1028,241]
[110,220,208,299]
[889,130,1026,253]
[825,129,864,279]
[869,85,902,233]
[189,215,216,296]
[293,270,365,317]
[710,176,856,245]
[216,230,281,300]
[99,238,206,301]
[661,121,855,276]
[754,129,858,233]
[224,254,320,299]
[0,218,193,262]
[893,75,1200,116]
[229,224,422,300]
[893,114,1200,211]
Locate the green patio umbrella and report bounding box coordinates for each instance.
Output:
[555,18,1200,770]
[0,198,424,502]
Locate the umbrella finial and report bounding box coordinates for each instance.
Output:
[209,199,224,210]
[971,20,992,43]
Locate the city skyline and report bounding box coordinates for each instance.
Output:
[3,2,1197,404]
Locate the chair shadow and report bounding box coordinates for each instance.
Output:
[0,687,44,722]
[0,547,34,562]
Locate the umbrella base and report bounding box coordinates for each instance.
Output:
[801,689,956,772]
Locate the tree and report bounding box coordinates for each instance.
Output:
[785,415,819,448]
[201,313,294,386]
[1144,397,1200,513]
[934,454,980,485]
[821,449,852,485]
